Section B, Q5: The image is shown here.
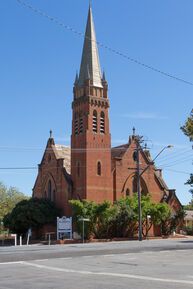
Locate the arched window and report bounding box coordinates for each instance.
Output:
[48,180,52,200]
[100,111,105,133]
[126,188,130,197]
[140,178,148,196]
[97,161,101,176]
[132,176,148,195]
[52,190,56,202]
[77,162,80,177]
[79,112,83,133]
[132,176,137,194]
[74,113,78,135]
[93,110,97,133]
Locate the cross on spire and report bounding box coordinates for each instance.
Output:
[132,127,136,136]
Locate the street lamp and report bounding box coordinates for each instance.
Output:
[136,142,173,241]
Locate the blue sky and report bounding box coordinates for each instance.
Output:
[0,0,192,204]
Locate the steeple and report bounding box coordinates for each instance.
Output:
[77,5,103,88]
[71,4,112,203]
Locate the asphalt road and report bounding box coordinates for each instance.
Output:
[0,238,193,289]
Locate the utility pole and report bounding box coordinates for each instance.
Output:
[132,128,172,242]
[136,137,143,241]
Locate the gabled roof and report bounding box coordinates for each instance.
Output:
[77,5,103,88]
[111,143,129,159]
[111,136,176,195]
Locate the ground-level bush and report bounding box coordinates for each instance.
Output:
[70,195,184,240]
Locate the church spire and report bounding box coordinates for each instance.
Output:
[77,5,103,88]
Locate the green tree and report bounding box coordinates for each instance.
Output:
[0,182,28,223]
[185,174,193,197]
[69,200,97,239]
[3,198,60,235]
[181,110,193,195]
[136,195,171,238]
[181,110,193,141]
[93,201,116,239]
[111,197,138,238]
[184,199,193,210]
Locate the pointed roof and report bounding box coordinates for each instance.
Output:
[74,71,79,85]
[78,6,103,88]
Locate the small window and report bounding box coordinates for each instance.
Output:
[93,110,98,133]
[97,161,101,176]
[100,111,105,133]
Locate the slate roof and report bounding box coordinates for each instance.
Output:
[77,6,103,88]
[111,144,129,159]
[53,144,71,174]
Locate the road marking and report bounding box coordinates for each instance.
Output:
[34,259,49,262]
[81,255,94,258]
[21,261,193,285]
[0,261,22,265]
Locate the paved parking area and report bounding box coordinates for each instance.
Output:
[0,239,193,289]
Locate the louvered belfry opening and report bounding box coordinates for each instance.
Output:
[100,111,105,133]
[93,110,98,133]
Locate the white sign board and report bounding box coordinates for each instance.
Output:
[57,217,72,240]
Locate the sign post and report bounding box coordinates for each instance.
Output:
[78,218,90,243]
[11,234,17,246]
[27,228,32,246]
[19,235,22,246]
[57,217,72,240]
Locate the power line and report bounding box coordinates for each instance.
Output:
[159,156,192,168]
[164,168,191,175]
[0,167,37,170]
[16,0,193,86]
[158,150,193,164]
[155,148,192,162]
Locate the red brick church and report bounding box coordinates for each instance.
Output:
[33,6,181,228]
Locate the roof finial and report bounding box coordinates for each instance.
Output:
[49,129,53,139]
[102,70,106,81]
[132,127,136,136]
[74,71,79,85]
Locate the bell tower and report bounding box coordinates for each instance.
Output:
[71,5,113,202]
